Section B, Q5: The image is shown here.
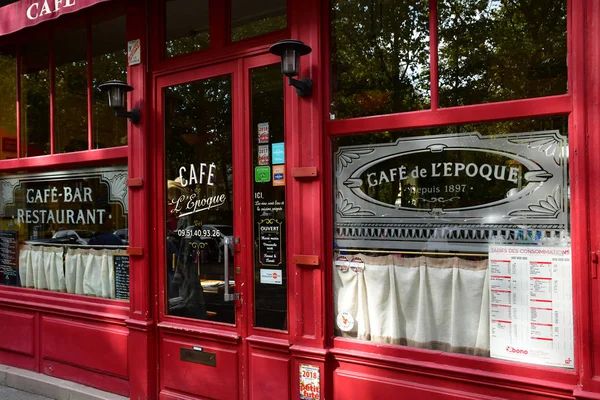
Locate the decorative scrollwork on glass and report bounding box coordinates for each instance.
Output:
[336,191,375,217]
[418,196,460,204]
[336,148,374,174]
[508,135,564,166]
[509,185,562,217]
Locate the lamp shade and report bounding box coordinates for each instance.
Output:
[98,80,133,109]
[269,40,312,78]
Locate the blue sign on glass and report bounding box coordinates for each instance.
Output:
[272,142,285,165]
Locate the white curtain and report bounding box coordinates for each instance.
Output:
[334,254,490,356]
[65,248,117,299]
[18,245,65,292]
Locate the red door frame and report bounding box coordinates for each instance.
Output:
[151,51,288,399]
[153,59,247,399]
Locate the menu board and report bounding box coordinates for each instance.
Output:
[114,254,130,300]
[489,245,574,368]
[0,230,18,286]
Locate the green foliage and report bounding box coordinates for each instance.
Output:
[331,0,430,119]
[330,0,567,118]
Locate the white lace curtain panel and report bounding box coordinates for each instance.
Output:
[19,245,120,299]
[334,254,490,356]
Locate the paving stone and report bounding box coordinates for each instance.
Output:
[0,385,52,400]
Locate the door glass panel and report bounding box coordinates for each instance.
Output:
[164,75,235,324]
[251,64,287,330]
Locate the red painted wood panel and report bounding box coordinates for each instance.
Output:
[41,316,129,378]
[334,370,493,400]
[160,336,239,400]
[332,359,574,400]
[0,349,36,371]
[0,309,35,355]
[249,352,290,400]
[41,359,129,397]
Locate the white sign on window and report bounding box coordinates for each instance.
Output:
[127,39,141,66]
[489,245,574,368]
[260,269,282,285]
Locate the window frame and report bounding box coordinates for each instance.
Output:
[0,4,128,171]
[154,0,291,69]
[0,3,131,314]
[323,0,585,387]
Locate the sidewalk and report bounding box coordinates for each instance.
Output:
[0,385,52,400]
[0,364,127,400]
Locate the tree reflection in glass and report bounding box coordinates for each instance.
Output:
[164,76,235,324]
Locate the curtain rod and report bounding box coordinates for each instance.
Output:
[23,241,127,249]
[336,248,488,257]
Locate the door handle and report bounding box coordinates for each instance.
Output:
[223,236,239,302]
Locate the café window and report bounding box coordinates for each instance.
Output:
[0,166,130,300]
[332,116,574,368]
[165,0,210,58]
[15,13,127,157]
[231,0,287,42]
[0,45,16,160]
[329,0,567,119]
[0,9,130,300]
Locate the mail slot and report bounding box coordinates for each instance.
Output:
[180,347,217,367]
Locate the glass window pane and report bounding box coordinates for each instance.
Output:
[20,37,50,157]
[330,0,430,120]
[165,0,209,58]
[231,0,286,42]
[0,166,130,300]
[165,75,235,324]
[251,64,287,330]
[0,45,17,160]
[332,117,574,368]
[438,1,567,107]
[54,26,88,153]
[92,15,127,149]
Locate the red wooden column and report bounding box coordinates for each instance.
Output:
[575,0,600,397]
[125,2,156,399]
[287,0,328,398]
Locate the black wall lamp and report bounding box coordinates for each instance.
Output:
[98,80,140,124]
[269,39,312,97]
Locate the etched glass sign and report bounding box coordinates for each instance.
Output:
[335,131,568,252]
[0,166,129,299]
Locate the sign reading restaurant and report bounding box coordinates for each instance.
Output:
[335,131,568,252]
[0,166,128,234]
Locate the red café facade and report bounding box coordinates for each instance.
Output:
[0,0,599,399]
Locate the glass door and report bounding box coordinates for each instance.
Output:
[162,64,241,325]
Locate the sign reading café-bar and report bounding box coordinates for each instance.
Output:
[0,0,111,37]
[334,131,569,252]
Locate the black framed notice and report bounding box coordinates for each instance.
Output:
[0,230,18,286]
[114,254,130,300]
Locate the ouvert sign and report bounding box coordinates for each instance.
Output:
[0,0,111,37]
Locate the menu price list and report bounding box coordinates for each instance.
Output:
[488,245,574,368]
[0,230,18,286]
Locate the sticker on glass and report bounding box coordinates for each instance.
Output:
[260,269,282,285]
[336,312,354,332]
[258,122,269,143]
[255,166,271,183]
[273,165,285,187]
[258,145,270,165]
[272,142,285,165]
[349,257,365,273]
[335,255,350,272]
